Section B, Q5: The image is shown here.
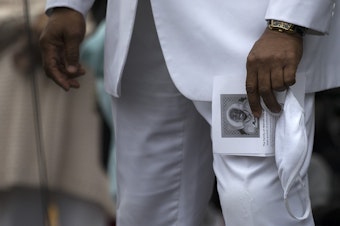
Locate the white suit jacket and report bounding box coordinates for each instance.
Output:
[47,0,339,101]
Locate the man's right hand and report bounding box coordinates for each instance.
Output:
[39,7,86,91]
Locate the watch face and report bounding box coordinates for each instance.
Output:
[268,20,305,36]
[271,20,293,31]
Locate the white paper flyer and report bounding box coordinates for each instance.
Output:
[212,75,305,156]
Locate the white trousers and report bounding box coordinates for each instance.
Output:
[111,1,315,225]
[194,97,315,226]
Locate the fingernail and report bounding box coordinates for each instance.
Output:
[67,65,77,73]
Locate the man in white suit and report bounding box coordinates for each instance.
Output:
[40,0,338,225]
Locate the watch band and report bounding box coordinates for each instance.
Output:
[267,20,307,37]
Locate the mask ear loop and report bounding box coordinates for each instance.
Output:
[284,123,311,220]
[260,91,286,117]
[284,176,311,220]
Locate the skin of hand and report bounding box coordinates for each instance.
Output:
[39,7,86,91]
[246,28,303,118]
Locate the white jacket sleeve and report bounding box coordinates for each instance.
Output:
[45,0,95,17]
[265,0,336,34]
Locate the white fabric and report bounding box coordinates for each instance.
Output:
[110,2,214,225]
[194,93,315,226]
[45,0,339,100]
[304,8,340,93]
[42,0,330,225]
[275,89,310,220]
[150,0,336,101]
[265,0,335,33]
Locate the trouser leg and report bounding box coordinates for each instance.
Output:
[112,64,214,226]
[194,94,315,226]
[111,1,214,225]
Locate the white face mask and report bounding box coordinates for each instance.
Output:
[275,89,311,220]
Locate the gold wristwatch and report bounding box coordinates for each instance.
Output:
[267,20,307,37]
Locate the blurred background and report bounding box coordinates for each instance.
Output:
[0,0,116,226]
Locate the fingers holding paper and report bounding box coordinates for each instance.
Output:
[246,28,303,118]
